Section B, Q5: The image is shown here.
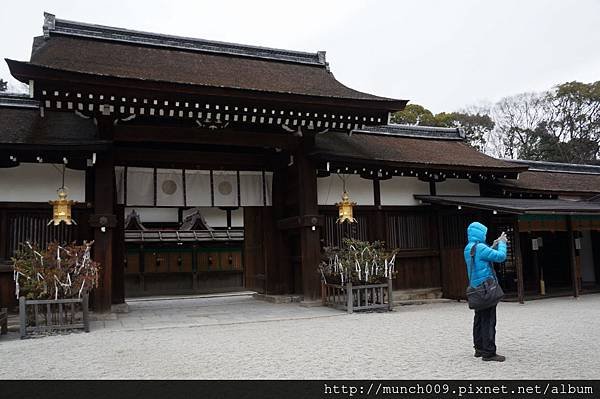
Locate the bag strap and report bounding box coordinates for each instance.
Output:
[468,243,477,284]
[470,242,500,283]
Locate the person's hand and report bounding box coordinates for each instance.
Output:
[497,232,508,244]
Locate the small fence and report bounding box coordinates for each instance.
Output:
[322,279,393,313]
[19,295,89,339]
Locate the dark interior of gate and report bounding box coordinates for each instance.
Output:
[117,168,257,298]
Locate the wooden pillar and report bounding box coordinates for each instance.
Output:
[513,217,525,304]
[372,178,386,242]
[429,180,437,196]
[567,216,580,297]
[91,117,116,312]
[436,210,446,297]
[269,166,291,294]
[296,140,321,301]
[112,204,125,304]
[0,209,7,259]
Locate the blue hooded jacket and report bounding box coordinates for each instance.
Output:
[464,222,507,288]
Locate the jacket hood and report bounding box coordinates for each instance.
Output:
[467,222,487,243]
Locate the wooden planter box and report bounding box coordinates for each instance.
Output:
[322,279,393,313]
[19,294,90,339]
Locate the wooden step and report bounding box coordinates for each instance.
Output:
[394,298,453,306]
[393,287,443,301]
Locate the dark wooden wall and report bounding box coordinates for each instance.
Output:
[0,204,93,309]
[243,206,282,294]
[320,206,443,291]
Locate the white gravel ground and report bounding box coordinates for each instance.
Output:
[1,294,599,379]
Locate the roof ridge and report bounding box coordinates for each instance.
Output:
[352,124,465,140]
[42,12,327,67]
[504,158,600,175]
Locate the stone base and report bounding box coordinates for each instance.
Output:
[111,302,129,313]
[253,293,303,304]
[394,298,453,306]
[298,299,324,308]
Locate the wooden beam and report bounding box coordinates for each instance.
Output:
[313,154,525,177]
[114,125,299,150]
[114,147,270,170]
[276,215,324,230]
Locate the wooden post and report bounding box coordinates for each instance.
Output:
[513,218,525,304]
[567,216,580,298]
[388,277,394,310]
[372,179,386,243]
[346,281,353,314]
[112,204,125,304]
[436,210,446,298]
[429,180,437,196]
[19,296,26,339]
[296,139,321,302]
[83,294,90,333]
[92,118,116,312]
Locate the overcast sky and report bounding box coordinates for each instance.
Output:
[1,0,599,113]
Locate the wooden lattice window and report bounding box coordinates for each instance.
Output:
[440,214,471,249]
[7,212,75,256]
[322,214,369,248]
[386,213,435,250]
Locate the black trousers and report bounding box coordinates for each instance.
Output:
[473,305,497,357]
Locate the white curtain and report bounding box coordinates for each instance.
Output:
[185,170,212,206]
[239,171,264,206]
[213,170,238,206]
[115,166,125,205]
[126,167,154,206]
[156,169,184,206]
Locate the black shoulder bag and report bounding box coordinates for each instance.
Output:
[466,243,505,310]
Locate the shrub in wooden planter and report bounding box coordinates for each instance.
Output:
[13,241,100,338]
[320,239,397,313]
[19,295,89,338]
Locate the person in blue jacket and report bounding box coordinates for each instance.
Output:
[464,221,508,362]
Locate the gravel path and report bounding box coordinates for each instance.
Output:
[1,294,599,379]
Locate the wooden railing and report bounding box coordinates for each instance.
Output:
[19,295,89,339]
[322,279,393,313]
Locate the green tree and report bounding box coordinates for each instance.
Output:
[436,111,494,152]
[391,104,493,151]
[549,81,600,151]
[390,104,440,126]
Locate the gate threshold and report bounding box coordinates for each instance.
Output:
[126,291,256,303]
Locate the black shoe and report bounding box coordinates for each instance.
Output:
[482,354,506,362]
[474,350,482,358]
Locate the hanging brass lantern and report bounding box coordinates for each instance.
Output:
[336,191,357,224]
[49,187,77,226]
